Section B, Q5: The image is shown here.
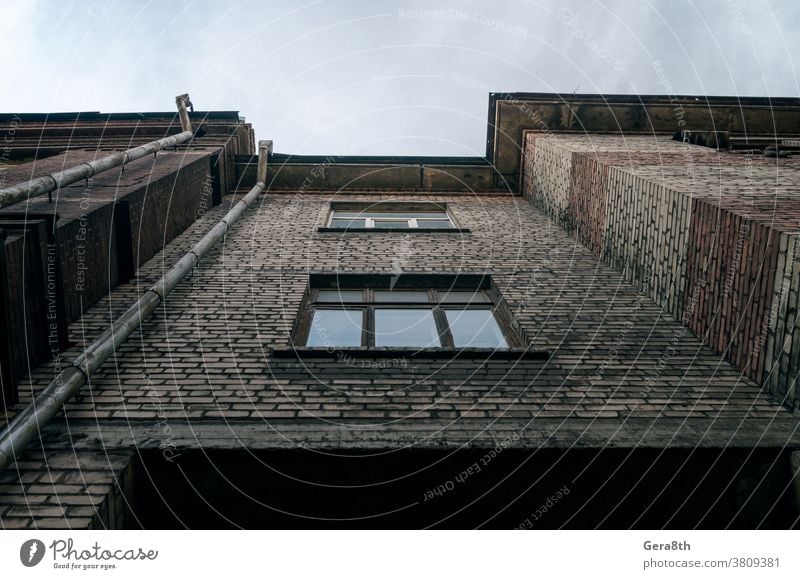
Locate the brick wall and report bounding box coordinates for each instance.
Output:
[0,220,62,403]
[522,133,800,409]
[0,111,254,193]
[0,444,132,530]
[2,190,797,528]
[1,149,220,322]
[0,150,221,411]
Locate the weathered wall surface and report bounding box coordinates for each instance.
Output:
[1,221,55,400]
[0,111,253,193]
[235,157,507,193]
[522,134,800,408]
[492,94,800,190]
[1,149,221,320]
[0,149,220,409]
[2,190,796,528]
[0,443,133,529]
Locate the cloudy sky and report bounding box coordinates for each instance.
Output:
[2,0,798,155]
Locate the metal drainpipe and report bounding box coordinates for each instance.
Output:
[0,144,270,473]
[175,94,193,133]
[257,139,273,183]
[0,94,195,210]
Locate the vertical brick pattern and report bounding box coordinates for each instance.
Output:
[766,233,800,406]
[56,205,119,323]
[2,224,51,382]
[524,137,575,230]
[683,200,776,385]
[124,154,213,269]
[604,166,694,319]
[571,153,611,255]
[522,133,800,408]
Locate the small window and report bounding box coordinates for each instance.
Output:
[327,203,455,229]
[295,277,517,350]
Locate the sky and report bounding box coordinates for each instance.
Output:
[1,0,798,155]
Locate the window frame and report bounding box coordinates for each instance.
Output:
[325,202,458,230]
[295,288,521,349]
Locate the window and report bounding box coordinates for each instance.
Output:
[326,202,455,230]
[295,275,518,350]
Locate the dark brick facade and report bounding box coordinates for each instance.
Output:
[0,150,224,401]
[1,190,797,528]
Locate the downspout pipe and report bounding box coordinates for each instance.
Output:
[0,94,196,210]
[175,94,193,133]
[0,151,269,472]
[257,140,273,183]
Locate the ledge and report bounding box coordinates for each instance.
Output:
[61,417,800,450]
[317,227,471,234]
[271,347,549,361]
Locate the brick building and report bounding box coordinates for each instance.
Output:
[0,94,798,529]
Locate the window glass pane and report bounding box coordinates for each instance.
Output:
[348,211,447,219]
[316,290,363,303]
[306,309,362,347]
[371,220,409,228]
[374,308,441,347]
[417,219,452,229]
[330,218,365,228]
[408,212,449,219]
[370,212,447,219]
[332,211,368,218]
[438,291,489,303]
[364,212,417,218]
[445,309,508,348]
[333,211,448,218]
[374,290,429,302]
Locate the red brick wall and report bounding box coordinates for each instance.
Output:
[522,133,800,408]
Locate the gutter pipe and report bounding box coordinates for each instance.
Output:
[0,128,271,470]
